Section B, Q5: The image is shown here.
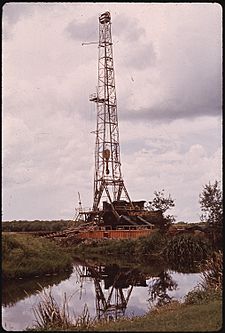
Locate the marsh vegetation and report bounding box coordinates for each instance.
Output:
[2,233,73,279]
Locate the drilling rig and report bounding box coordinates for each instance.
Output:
[76,11,164,231]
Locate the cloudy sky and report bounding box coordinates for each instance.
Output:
[2,2,222,222]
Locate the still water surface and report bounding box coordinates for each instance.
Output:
[2,260,201,331]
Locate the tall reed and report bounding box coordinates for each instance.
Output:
[185,250,223,305]
[32,287,93,330]
[200,250,223,290]
[163,234,211,271]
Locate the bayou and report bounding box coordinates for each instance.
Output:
[2,219,223,331]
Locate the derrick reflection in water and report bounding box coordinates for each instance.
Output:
[75,263,147,320]
[2,262,200,331]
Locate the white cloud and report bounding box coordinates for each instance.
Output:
[2,3,222,221]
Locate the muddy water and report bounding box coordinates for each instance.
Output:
[2,260,202,331]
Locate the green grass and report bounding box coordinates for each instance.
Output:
[92,300,222,331]
[73,231,167,258]
[2,233,73,279]
[29,298,222,332]
[71,231,212,272]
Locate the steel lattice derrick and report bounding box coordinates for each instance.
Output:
[91,11,133,211]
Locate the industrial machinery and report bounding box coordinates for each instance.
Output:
[76,11,164,230]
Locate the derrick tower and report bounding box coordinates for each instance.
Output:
[90,11,133,211]
[74,11,163,229]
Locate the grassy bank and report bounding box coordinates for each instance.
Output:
[92,299,222,331]
[29,290,222,331]
[2,233,73,279]
[72,231,166,258]
[2,230,213,279]
[70,231,212,272]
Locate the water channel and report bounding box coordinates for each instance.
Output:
[2,259,202,331]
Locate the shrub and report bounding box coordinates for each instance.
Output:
[185,250,223,305]
[163,234,211,271]
[135,231,166,255]
[2,235,21,255]
[185,286,221,305]
[200,250,223,290]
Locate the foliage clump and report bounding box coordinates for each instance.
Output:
[185,250,223,305]
[200,250,223,291]
[135,231,166,255]
[146,190,175,231]
[199,180,223,227]
[163,234,211,271]
[199,180,223,248]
